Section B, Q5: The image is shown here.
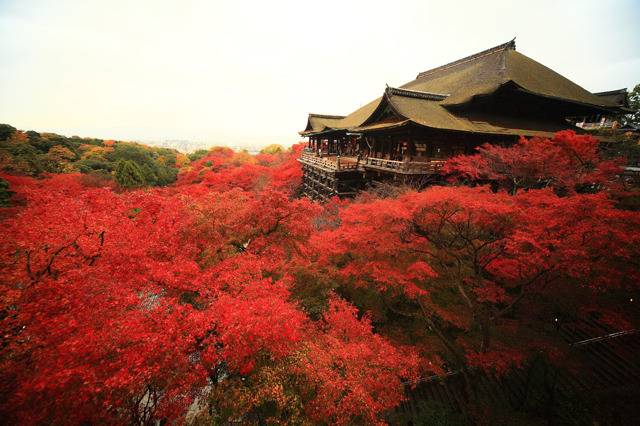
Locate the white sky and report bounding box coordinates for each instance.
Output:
[1,0,639,149]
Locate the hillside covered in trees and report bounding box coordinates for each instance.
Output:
[0,124,187,188]
[1,128,639,425]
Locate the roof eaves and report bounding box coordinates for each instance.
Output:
[351,119,411,132]
[510,83,627,112]
[299,128,346,137]
[593,89,628,97]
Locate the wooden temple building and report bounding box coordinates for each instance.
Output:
[298,39,628,200]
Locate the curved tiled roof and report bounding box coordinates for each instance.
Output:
[405,41,617,108]
[301,114,346,134]
[387,92,573,137]
[301,40,623,137]
[300,99,382,135]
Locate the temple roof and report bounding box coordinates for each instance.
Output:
[406,39,616,108]
[300,40,625,137]
[302,114,346,134]
[349,88,573,137]
[593,88,629,108]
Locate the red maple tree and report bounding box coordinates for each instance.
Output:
[442,130,622,195]
[1,132,638,424]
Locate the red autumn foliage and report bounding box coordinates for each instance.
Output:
[1,132,639,424]
[442,130,623,194]
[299,296,421,426]
[203,277,308,375]
[311,184,640,374]
[176,144,303,193]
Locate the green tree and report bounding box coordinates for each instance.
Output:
[115,160,146,188]
[76,157,113,174]
[155,165,178,186]
[107,142,155,167]
[44,145,77,173]
[0,124,16,141]
[1,137,44,175]
[188,149,209,162]
[623,83,640,127]
[26,131,53,154]
[140,163,158,186]
[0,178,13,207]
[0,124,178,185]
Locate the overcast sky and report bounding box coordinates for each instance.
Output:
[1,0,639,149]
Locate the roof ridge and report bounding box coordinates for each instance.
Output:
[385,86,449,101]
[416,38,516,79]
[308,113,346,119]
[593,88,628,96]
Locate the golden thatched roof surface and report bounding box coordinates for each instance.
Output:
[301,114,346,134]
[387,92,573,137]
[301,40,623,137]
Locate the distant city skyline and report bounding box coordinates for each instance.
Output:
[150,139,263,153]
[1,0,639,147]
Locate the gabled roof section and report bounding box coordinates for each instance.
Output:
[301,113,346,135]
[300,39,625,136]
[594,88,628,97]
[502,50,619,109]
[335,98,384,129]
[593,88,629,108]
[384,92,575,137]
[300,99,384,136]
[404,39,620,110]
[347,84,582,137]
[416,39,516,79]
[358,86,449,127]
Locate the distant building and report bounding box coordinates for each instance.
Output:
[298,40,627,200]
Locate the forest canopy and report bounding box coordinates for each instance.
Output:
[1,128,639,425]
[0,124,182,187]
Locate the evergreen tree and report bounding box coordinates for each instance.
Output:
[0,124,17,141]
[115,160,146,188]
[140,163,158,186]
[0,178,13,206]
[623,83,640,127]
[155,165,178,186]
[188,149,209,162]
